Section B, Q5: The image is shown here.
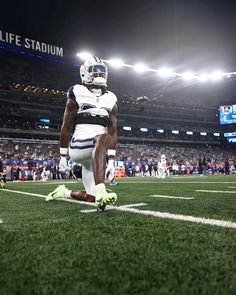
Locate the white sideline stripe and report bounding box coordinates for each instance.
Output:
[196,190,236,194]
[1,189,236,229]
[0,189,96,207]
[2,189,46,198]
[150,195,194,200]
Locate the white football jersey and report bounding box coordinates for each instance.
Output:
[159,159,166,169]
[68,84,117,139]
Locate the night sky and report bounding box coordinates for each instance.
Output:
[1,0,236,73]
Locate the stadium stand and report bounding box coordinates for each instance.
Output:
[0,44,236,181]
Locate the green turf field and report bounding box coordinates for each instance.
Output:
[1,175,236,295]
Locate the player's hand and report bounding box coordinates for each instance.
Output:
[59,156,68,172]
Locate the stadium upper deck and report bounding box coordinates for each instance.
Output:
[0,42,235,146]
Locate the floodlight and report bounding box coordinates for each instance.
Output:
[211,71,223,81]
[172,130,179,134]
[107,58,124,68]
[200,132,207,136]
[182,71,195,81]
[76,51,93,60]
[133,63,149,73]
[157,129,164,133]
[198,73,209,82]
[158,67,175,78]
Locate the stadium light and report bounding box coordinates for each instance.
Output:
[186,131,193,135]
[158,67,175,78]
[211,71,223,81]
[172,130,179,134]
[133,63,149,73]
[107,58,124,68]
[77,51,93,60]
[157,129,164,133]
[198,73,209,82]
[75,52,236,81]
[182,71,195,81]
[200,132,207,136]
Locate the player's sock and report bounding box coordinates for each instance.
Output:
[64,190,72,198]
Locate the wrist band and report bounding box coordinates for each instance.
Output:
[60,147,68,155]
[107,149,116,156]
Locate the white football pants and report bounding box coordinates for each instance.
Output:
[69,136,96,196]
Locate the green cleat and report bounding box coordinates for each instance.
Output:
[0,180,6,189]
[95,184,117,211]
[45,185,68,202]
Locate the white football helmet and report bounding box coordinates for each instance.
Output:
[80,56,108,87]
[161,154,166,162]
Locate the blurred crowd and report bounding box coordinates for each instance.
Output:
[0,139,235,181]
[116,143,235,165]
[1,139,235,164]
[0,138,59,161]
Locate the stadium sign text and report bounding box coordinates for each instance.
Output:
[0,30,63,57]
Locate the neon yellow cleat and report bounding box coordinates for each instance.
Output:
[0,180,6,189]
[45,185,68,201]
[95,183,117,210]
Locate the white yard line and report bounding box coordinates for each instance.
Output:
[1,189,96,206]
[81,205,115,213]
[150,195,194,200]
[120,203,147,208]
[196,190,236,194]
[80,204,146,213]
[1,189,236,229]
[114,206,236,229]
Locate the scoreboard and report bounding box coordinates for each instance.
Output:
[219,104,236,125]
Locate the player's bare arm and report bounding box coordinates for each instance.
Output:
[106,104,118,150]
[60,98,78,154]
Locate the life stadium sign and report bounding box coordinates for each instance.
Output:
[0,29,63,57]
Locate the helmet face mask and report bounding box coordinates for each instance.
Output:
[80,57,108,87]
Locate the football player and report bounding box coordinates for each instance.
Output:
[46,57,118,210]
[105,153,119,186]
[158,154,167,179]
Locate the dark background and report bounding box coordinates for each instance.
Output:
[1,0,236,71]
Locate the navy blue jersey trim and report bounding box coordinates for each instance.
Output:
[71,137,94,143]
[67,86,76,101]
[69,144,94,150]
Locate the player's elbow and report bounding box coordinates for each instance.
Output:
[61,124,71,134]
